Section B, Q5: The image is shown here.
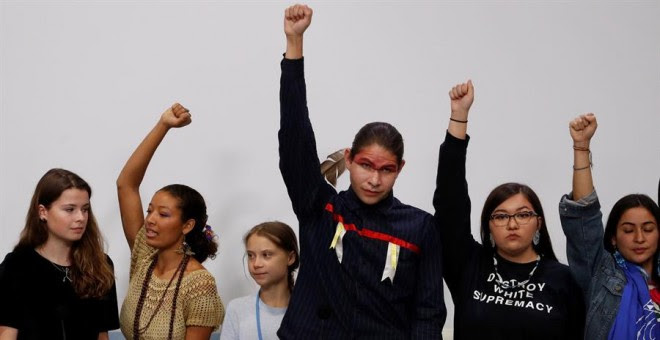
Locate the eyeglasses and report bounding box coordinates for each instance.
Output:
[490,211,538,227]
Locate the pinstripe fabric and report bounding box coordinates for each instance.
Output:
[277,57,446,339]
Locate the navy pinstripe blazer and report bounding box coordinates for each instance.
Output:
[277,57,446,339]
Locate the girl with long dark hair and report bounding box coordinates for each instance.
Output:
[560,113,660,339]
[0,168,119,339]
[433,81,584,339]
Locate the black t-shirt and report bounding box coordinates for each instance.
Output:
[434,132,585,339]
[451,251,584,339]
[0,247,120,340]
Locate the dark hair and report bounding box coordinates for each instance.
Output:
[244,221,300,292]
[349,122,404,165]
[480,182,557,261]
[158,184,217,263]
[603,194,660,281]
[16,168,114,298]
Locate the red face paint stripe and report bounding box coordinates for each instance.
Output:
[325,203,421,254]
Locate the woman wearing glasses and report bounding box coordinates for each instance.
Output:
[560,114,660,339]
[433,81,584,339]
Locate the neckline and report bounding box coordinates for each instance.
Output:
[494,252,540,267]
[148,267,207,283]
[34,247,71,267]
[33,248,73,283]
[258,295,288,312]
[492,254,541,290]
[344,186,396,212]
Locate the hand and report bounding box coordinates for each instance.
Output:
[449,80,474,121]
[569,113,597,146]
[284,4,312,38]
[160,103,192,129]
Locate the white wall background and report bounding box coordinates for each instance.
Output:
[1,0,659,334]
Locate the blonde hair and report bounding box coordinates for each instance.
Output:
[244,221,299,291]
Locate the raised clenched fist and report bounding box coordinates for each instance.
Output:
[160,103,192,129]
[284,4,313,38]
[569,113,597,145]
[449,80,474,121]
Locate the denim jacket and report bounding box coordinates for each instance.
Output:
[559,191,626,340]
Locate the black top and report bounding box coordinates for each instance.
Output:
[0,247,120,340]
[433,132,585,340]
[277,57,446,339]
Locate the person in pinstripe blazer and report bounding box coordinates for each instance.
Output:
[276,4,446,339]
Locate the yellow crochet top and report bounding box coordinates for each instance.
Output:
[120,226,224,339]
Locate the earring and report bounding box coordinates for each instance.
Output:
[489,234,495,248]
[533,230,540,245]
[176,241,196,256]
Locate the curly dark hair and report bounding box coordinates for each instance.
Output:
[158,184,218,263]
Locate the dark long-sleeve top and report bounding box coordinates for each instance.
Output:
[277,57,446,339]
[0,247,120,339]
[433,132,585,340]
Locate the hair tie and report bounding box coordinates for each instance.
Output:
[203,225,216,241]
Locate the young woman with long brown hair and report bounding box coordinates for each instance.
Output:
[0,168,119,340]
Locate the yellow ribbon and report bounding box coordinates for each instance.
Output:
[330,222,345,249]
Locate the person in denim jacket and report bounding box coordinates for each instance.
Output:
[560,113,660,339]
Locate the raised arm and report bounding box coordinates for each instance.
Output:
[560,113,602,296]
[433,81,480,290]
[569,113,597,200]
[279,5,335,220]
[116,103,191,248]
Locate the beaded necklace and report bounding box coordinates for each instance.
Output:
[133,254,190,340]
[492,254,541,289]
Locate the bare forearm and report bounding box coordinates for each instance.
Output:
[572,140,593,200]
[285,36,303,59]
[117,121,170,189]
[568,113,597,201]
[447,117,468,140]
[0,326,17,340]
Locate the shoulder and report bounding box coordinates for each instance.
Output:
[186,257,204,272]
[541,258,571,272]
[391,200,436,234]
[180,269,220,299]
[1,247,36,270]
[226,294,255,312]
[539,259,579,282]
[0,248,39,288]
[392,198,433,218]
